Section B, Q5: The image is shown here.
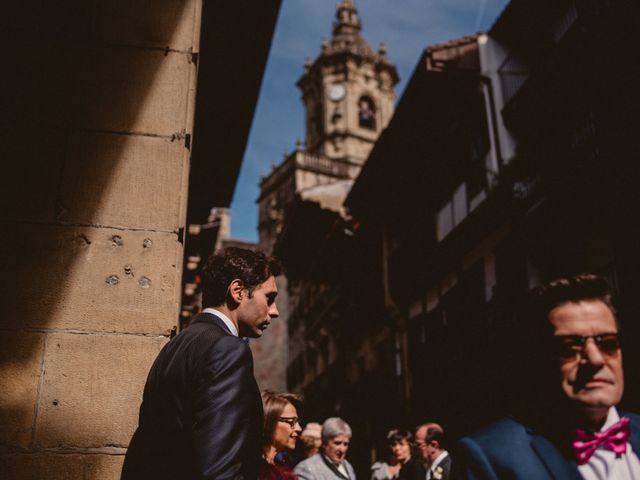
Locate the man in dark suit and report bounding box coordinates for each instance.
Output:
[455,274,640,479]
[121,247,281,480]
[416,423,451,480]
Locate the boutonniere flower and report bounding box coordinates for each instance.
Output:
[433,466,444,480]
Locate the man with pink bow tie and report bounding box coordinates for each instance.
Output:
[455,274,640,479]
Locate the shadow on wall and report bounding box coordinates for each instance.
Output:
[0,0,194,475]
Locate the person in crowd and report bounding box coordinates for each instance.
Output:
[121,247,281,480]
[455,274,640,478]
[295,417,357,479]
[415,423,450,480]
[260,391,303,480]
[371,429,414,479]
[299,422,323,459]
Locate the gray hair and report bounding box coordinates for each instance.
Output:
[321,417,352,444]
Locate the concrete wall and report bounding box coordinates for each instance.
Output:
[0,1,201,478]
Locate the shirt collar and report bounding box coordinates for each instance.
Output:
[202,307,238,337]
[430,451,448,471]
[601,406,619,431]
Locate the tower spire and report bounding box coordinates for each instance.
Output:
[333,0,361,35]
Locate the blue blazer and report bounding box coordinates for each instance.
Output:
[121,313,263,480]
[454,411,640,479]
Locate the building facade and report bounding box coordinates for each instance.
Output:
[347,0,640,442]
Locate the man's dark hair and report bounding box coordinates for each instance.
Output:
[520,273,618,355]
[529,274,617,334]
[200,247,282,308]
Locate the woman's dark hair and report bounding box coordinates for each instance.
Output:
[386,428,415,457]
[261,391,303,450]
[386,429,413,446]
[200,247,282,308]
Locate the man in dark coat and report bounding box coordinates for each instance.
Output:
[121,247,281,480]
[415,423,451,480]
[455,274,640,479]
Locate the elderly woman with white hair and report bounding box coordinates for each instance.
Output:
[294,417,356,479]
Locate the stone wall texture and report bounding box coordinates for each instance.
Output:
[0,0,201,478]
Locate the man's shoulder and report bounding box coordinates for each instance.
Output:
[622,410,640,424]
[295,453,322,469]
[187,312,231,334]
[621,410,640,439]
[177,313,244,348]
[295,453,329,475]
[454,417,541,477]
[163,313,249,371]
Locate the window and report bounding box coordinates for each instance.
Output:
[312,103,324,139]
[436,184,467,241]
[436,202,454,241]
[358,96,376,129]
[452,183,467,226]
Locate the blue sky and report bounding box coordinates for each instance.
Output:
[230,0,511,242]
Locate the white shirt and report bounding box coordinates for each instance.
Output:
[336,462,348,478]
[202,308,238,337]
[578,407,640,480]
[427,451,449,480]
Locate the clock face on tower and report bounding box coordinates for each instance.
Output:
[328,83,346,101]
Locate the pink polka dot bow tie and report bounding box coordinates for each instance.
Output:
[573,416,631,465]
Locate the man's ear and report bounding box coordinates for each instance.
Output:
[228,279,245,304]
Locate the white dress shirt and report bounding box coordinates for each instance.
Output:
[578,407,640,480]
[202,308,238,337]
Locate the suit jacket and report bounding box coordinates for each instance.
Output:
[454,412,640,479]
[121,313,263,480]
[429,453,451,480]
[294,453,357,480]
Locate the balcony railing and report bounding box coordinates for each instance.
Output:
[294,151,352,178]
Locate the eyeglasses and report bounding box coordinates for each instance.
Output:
[553,333,620,360]
[279,416,300,428]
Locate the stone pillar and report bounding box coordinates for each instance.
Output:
[0,1,201,478]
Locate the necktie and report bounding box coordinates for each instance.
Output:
[573,416,631,465]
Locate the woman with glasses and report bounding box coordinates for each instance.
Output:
[260,391,303,480]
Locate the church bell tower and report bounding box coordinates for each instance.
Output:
[258,0,399,253]
[298,0,398,167]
